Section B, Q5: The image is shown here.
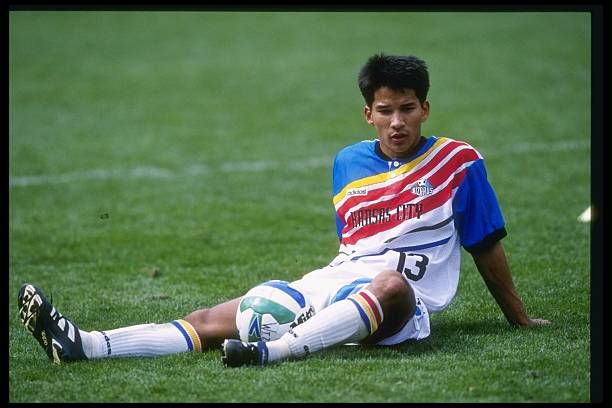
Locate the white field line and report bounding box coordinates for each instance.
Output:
[481,139,590,156]
[9,139,589,188]
[9,157,332,188]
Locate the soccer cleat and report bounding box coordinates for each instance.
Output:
[17,283,87,364]
[221,339,268,367]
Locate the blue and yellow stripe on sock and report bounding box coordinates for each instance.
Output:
[171,319,202,352]
[347,290,384,334]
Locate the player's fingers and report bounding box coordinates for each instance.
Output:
[531,318,551,326]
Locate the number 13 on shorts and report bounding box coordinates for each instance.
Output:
[396,252,429,281]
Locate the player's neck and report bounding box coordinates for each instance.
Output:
[375,136,426,161]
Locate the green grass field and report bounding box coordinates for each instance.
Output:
[9,11,592,402]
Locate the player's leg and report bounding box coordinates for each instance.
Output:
[275,269,415,357]
[183,298,240,349]
[222,269,416,366]
[17,283,239,364]
[79,298,241,360]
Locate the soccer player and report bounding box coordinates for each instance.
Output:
[17,54,550,367]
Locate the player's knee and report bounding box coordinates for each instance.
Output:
[369,270,416,323]
[183,308,211,333]
[373,270,414,304]
[183,308,220,350]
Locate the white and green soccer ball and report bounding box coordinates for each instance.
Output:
[236,280,315,342]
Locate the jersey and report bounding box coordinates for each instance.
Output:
[328,135,507,313]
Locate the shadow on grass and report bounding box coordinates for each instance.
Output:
[316,318,510,362]
[431,318,508,338]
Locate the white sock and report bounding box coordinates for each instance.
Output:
[79,319,201,359]
[265,289,383,363]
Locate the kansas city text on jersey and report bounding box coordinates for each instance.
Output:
[349,203,423,228]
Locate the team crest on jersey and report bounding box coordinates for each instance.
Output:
[347,187,368,197]
[410,179,434,197]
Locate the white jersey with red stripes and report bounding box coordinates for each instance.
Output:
[328,136,507,312]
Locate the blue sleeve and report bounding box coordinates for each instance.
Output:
[453,159,507,253]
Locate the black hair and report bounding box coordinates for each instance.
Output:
[357,53,430,107]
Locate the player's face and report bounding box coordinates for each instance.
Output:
[364,87,430,159]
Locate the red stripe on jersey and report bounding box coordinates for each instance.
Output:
[336,140,473,222]
[339,147,478,233]
[335,141,461,220]
[341,167,469,246]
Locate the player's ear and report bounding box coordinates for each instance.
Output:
[420,101,430,123]
[364,105,374,126]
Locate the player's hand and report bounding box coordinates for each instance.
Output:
[518,317,551,327]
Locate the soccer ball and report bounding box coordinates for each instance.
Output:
[236,280,315,342]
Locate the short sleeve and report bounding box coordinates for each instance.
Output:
[453,159,507,253]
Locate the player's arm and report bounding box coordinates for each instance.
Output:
[471,240,550,327]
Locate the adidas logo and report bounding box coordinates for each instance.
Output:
[347,188,368,197]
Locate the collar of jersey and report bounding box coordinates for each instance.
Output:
[333,136,443,206]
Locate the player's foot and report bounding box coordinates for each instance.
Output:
[221,339,269,367]
[17,283,87,364]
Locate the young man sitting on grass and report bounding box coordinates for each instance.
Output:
[18,53,550,367]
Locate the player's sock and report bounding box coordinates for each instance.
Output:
[79,319,201,359]
[265,289,383,362]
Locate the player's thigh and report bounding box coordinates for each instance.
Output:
[290,263,379,313]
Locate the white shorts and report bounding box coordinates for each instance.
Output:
[289,255,431,345]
